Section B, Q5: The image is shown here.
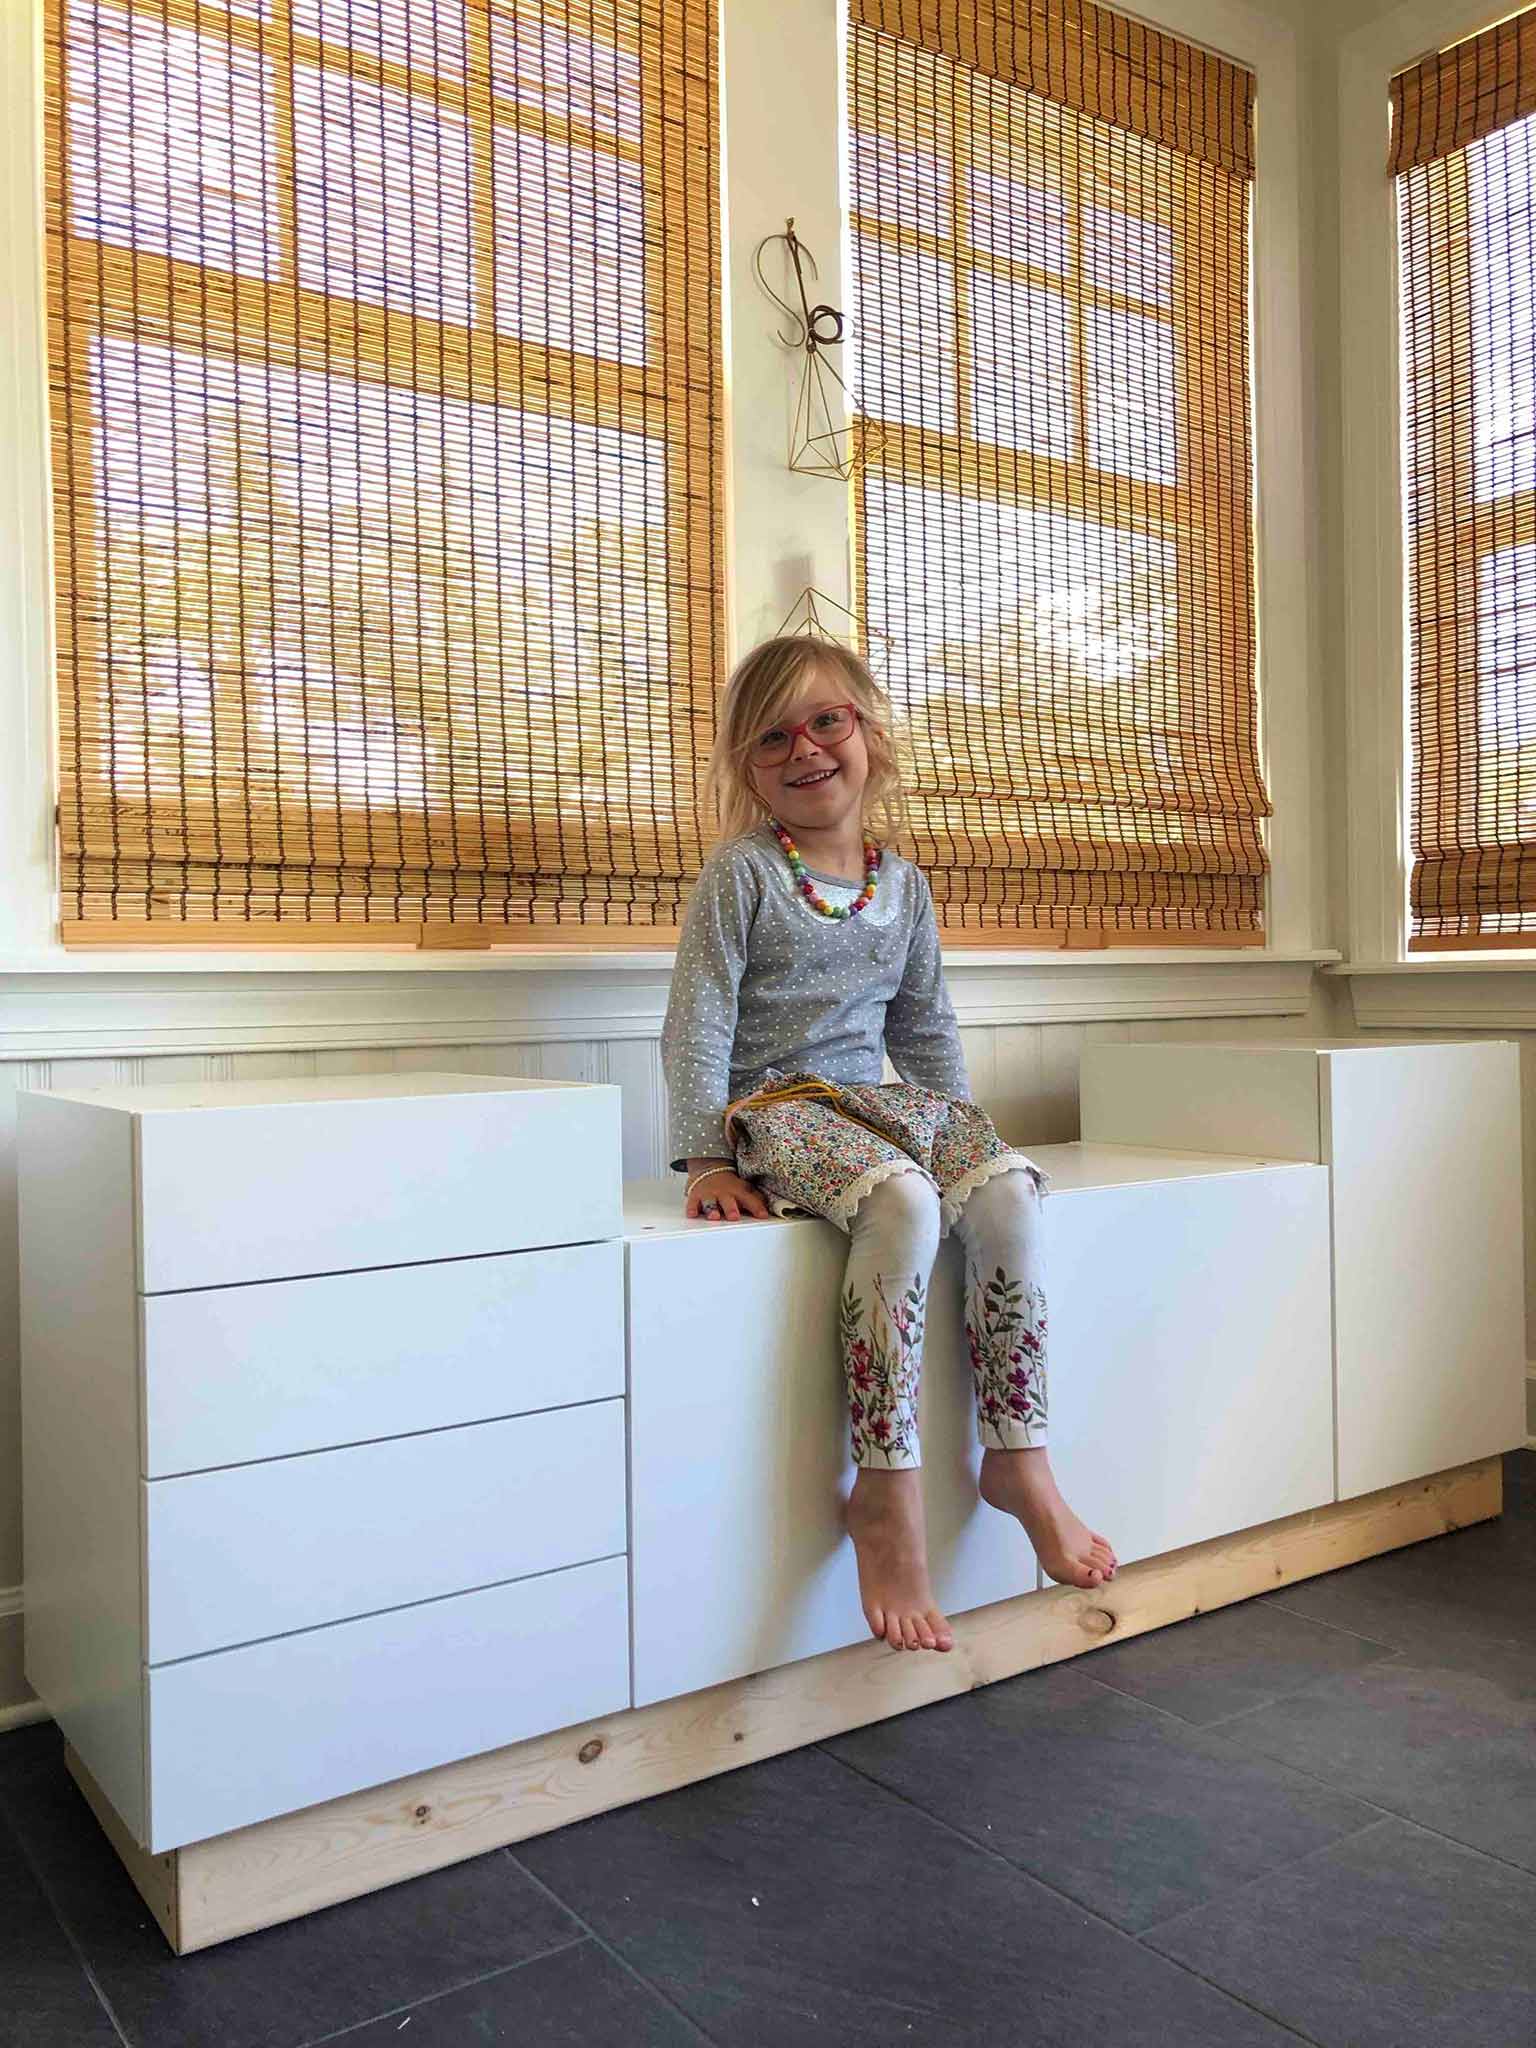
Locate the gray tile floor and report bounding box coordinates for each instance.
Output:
[3,1450,1533,2048]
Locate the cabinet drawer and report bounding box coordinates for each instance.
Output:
[145,1402,626,1664]
[142,1240,623,1475]
[145,1555,630,1850]
[135,1077,622,1290]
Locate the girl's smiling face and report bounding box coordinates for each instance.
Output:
[747,670,871,840]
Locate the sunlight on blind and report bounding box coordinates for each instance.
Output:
[47,0,722,938]
[848,1,1269,942]
[1395,8,1536,947]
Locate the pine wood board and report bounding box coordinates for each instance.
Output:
[68,1455,1501,1954]
[64,1743,181,1951]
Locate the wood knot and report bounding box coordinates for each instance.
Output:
[577,1738,605,1766]
[413,1804,431,1824]
[733,1731,745,1743]
[1079,1606,1117,1637]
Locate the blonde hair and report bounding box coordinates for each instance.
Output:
[704,637,907,846]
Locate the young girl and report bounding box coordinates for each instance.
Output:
[661,636,1118,1656]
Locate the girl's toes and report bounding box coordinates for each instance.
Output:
[914,1615,937,1650]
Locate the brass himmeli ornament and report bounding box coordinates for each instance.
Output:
[754,220,883,482]
[775,585,892,667]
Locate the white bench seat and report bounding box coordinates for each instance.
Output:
[625,1142,1333,1709]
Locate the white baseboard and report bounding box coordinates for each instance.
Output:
[0,1585,43,1732]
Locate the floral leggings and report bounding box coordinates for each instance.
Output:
[841,1167,1048,1470]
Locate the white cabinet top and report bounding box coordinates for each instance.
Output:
[622,1142,1316,1238]
[1088,1035,1512,1054]
[22,1072,595,1115]
[20,1072,625,1289]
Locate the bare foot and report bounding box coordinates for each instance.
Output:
[845,1468,955,1652]
[978,1448,1119,1590]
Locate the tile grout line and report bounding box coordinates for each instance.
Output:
[1258,1590,1452,1647]
[1066,1668,1536,1901]
[0,1803,135,2048]
[1187,1662,1410,1736]
[1077,1655,1409,1739]
[294,1933,592,2048]
[1138,1801,1536,1941]
[1207,1597,1404,1656]
[1173,1719,1536,1891]
[501,1848,723,2047]
[816,1745,1325,2046]
[1131,1816,1400,1944]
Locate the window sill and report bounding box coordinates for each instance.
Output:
[1324,958,1536,973]
[1327,957,1536,1028]
[0,945,1343,977]
[0,949,1336,1060]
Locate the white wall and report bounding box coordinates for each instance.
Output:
[0,0,1350,1724]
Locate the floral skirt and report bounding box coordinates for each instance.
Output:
[724,1070,1051,1236]
[726,1072,1052,1467]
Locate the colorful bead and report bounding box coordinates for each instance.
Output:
[769,817,882,921]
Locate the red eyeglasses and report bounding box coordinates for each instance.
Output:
[748,702,861,769]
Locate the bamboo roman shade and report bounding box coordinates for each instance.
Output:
[848,0,1269,941]
[46,0,722,938]
[1394,9,1536,946]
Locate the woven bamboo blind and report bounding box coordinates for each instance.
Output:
[848,0,1269,942]
[46,0,722,941]
[1394,9,1536,947]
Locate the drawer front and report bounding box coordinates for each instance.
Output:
[136,1084,622,1290]
[145,1402,627,1664]
[146,1555,630,1851]
[142,1240,623,1475]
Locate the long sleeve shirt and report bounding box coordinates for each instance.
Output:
[660,824,970,1171]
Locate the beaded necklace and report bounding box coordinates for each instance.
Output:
[769,817,882,921]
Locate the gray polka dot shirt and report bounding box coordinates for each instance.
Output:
[661,823,969,1171]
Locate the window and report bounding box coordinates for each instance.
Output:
[1394,7,1536,948]
[848,0,1271,943]
[46,0,722,939]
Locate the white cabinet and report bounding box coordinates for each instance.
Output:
[141,1239,623,1475]
[1080,1038,1527,1498]
[147,1558,630,1853]
[143,1403,627,1663]
[625,1148,1334,1710]
[119,1071,622,1289]
[21,1044,1521,1874]
[20,1073,629,1853]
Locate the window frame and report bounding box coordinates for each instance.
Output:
[843,16,1264,943]
[1339,0,1536,968]
[0,0,1323,969]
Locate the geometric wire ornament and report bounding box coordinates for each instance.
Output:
[775,585,893,670]
[754,219,885,482]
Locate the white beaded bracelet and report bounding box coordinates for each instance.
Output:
[684,1165,734,1201]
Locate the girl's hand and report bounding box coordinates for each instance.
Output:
[684,1163,770,1223]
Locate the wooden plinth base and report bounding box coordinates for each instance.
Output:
[66,1456,1502,1955]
